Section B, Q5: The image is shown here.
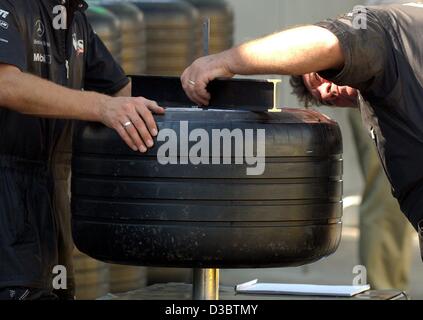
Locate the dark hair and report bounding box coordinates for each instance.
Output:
[289,75,321,108]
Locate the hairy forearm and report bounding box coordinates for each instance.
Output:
[222,25,345,76]
[0,66,107,121]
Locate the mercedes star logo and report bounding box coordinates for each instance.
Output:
[35,20,45,38]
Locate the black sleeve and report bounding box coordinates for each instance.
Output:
[84,23,129,95]
[315,7,397,97]
[0,1,26,70]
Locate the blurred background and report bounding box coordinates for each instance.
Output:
[72,0,423,299]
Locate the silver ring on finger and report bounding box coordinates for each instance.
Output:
[123,121,133,129]
[189,80,196,86]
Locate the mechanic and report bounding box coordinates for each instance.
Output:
[0,0,163,300]
[345,0,414,292]
[182,3,423,238]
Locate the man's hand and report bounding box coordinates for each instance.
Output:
[100,96,165,153]
[181,53,234,106]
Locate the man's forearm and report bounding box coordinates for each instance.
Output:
[0,65,165,152]
[114,81,131,97]
[0,65,106,121]
[222,26,345,76]
[181,25,346,106]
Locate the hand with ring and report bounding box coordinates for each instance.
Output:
[123,121,133,128]
[181,52,234,106]
[100,96,165,153]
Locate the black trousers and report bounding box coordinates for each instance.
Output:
[0,159,58,291]
[0,124,76,299]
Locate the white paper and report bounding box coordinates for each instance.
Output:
[235,280,370,297]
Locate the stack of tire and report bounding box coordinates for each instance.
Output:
[98,0,147,75]
[73,249,110,300]
[129,0,201,76]
[109,264,147,294]
[185,0,234,55]
[86,4,122,64]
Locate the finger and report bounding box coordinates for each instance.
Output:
[191,92,209,107]
[181,76,197,104]
[130,112,155,149]
[182,77,205,106]
[123,120,148,153]
[190,82,210,106]
[115,125,141,152]
[181,68,189,83]
[145,99,165,115]
[181,69,204,104]
[195,81,211,106]
[135,102,159,138]
[184,87,198,106]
